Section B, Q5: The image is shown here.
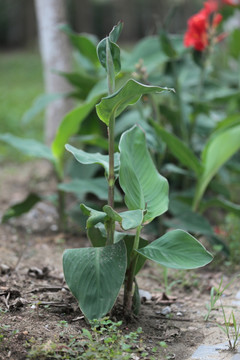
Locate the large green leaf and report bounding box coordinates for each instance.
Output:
[51,97,98,160]
[103,205,144,230]
[151,121,202,176]
[63,240,127,320]
[1,193,42,223]
[65,144,120,177]
[119,125,169,223]
[136,230,213,269]
[58,178,122,202]
[96,79,174,126]
[0,134,54,163]
[193,123,240,210]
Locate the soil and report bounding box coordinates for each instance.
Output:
[0,161,239,360]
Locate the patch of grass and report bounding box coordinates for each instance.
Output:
[0,50,44,162]
[25,317,167,359]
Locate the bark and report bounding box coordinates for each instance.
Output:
[34,0,73,145]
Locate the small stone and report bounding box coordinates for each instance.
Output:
[177,312,183,316]
[139,289,152,301]
[161,306,171,315]
[50,224,58,231]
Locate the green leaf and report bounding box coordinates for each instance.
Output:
[0,134,54,163]
[136,230,213,269]
[119,125,169,223]
[96,79,174,126]
[123,235,148,274]
[167,196,214,236]
[229,28,240,60]
[103,205,144,230]
[57,71,97,98]
[80,204,107,229]
[58,178,122,202]
[1,193,42,223]
[63,240,127,320]
[122,36,168,73]
[199,197,240,216]
[109,22,123,43]
[52,97,98,160]
[97,22,123,75]
[151,121,202,176]
[132,280,141,315]
[22,93,64,124]
[65,144,120,177]
[60,24,99,66]
[193,123,240,209]
[159,30,177,59]
[87,225,107,247]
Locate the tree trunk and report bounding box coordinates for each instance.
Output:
[34,0,73,145]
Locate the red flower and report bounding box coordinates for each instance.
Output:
[222,0,240,5]
[184,0,223,51]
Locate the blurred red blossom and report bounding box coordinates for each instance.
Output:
[222,0,240,5]
[184,0,223,51]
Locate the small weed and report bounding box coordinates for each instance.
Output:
[205,276,239,321]
[216,305,240,351]
[26,317,163,359]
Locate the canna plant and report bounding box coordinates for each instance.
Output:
[63,23,213,320]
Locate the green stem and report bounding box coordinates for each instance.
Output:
[107,113,116,245]
[123,226,141,313]
[106,38,116,245]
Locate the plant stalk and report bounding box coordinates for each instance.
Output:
[106,38,116,245]
[123,226,141,313]
[55,163,67,232]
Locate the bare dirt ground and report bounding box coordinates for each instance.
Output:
[0,161,239,360]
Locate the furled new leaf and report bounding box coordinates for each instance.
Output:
[65,144,120,177]
[97,22,123,74]
[119,125,169,223]
[136,230,213,269]
[0,134,55,163]
[96,79,174,126]
[63,240,127,320]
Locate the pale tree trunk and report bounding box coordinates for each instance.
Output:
[34,0,73,145]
